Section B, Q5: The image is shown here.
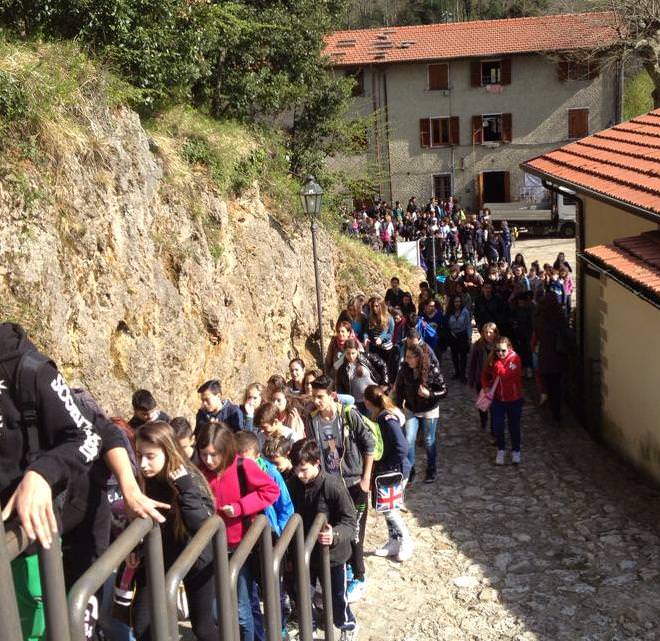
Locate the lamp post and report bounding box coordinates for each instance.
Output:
[300,175,325,361]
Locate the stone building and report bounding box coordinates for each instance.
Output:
[522,110,660,483]
[324,12,621,209]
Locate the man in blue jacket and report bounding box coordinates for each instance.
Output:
[195,378,243,434]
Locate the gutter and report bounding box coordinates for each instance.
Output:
[579,252,660,311]
[382,67,394,202]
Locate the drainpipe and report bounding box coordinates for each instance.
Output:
[615,54,624,124]
[382,66,394,202]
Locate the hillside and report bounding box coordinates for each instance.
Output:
[0,42,421,416]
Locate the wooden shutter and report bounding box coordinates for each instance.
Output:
[449,116,460,145]
[568,108,589,139]
[470,60,481,87]
[428,63,449,90]
[420,118,431,148]
[476,173,484,208]
[472,115,482,143]
[503,171,511,203]
[557,60,569,82]
[500,58,511,85]
[502,113,512,142]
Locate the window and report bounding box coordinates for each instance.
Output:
[427,63,449,90]
[419,116,459,148]
[558,59,600,82]
[482,60,501,85]
[568,108,589,139]
[433,174,452,200]
[345,67,365,96]
[472,113,512,143]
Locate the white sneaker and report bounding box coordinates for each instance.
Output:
[374,539,400,557]
[512,451,521,465]
[396,539,414,562]
[495,450,505,465]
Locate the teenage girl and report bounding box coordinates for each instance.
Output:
[134,421,218,641]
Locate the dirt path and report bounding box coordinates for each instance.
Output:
[353,367,660,641]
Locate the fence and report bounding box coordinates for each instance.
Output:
[0,510,333,641]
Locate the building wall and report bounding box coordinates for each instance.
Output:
[582,198,659,247]
[599,276,660,482]
[334,53,618,206]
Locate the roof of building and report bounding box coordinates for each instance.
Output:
[523,110,660,216]
[585,230,660,297]
[324,12,617,67]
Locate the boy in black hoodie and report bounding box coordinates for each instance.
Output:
[287,440,359,641]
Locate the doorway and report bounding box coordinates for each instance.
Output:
[481,170,509,203]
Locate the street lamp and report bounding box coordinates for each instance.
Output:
[300,175,325,361]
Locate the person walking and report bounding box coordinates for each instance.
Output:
[466,322,500,432]
[446,295,471,382]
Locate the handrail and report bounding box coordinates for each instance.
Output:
[0,516,26,641]
[164,516,225,641]
[39,536,72,641]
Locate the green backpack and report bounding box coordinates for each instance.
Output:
[341,404,384,462]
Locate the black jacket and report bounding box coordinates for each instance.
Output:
[335,352,388,395]
[0,323,101,505]
[474,293,508,331]
[393,360,447,414]
[287,470,356,567]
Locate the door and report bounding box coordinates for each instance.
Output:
[481,171,509,203]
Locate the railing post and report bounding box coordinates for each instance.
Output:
[319,544,334,641]
[213,523,233,641]
[294,523,313,641]
[302,514,328,641]
[145,525,169,641]
[0,517,24,641]
[38,533,72,641]
[259,525,280,641]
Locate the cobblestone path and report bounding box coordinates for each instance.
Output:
[355,367,660,641]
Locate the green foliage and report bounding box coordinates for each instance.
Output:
[624,69,654,121]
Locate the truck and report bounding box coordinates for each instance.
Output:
[484,191,577,237]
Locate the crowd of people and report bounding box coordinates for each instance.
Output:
[1,231,575,641]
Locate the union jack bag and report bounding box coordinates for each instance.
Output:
[374,472,404,513]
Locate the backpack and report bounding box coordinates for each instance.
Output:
[341,403,383,462]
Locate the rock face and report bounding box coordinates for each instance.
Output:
[0,105,417,416]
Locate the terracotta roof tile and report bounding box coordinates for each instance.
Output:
[585,231,660,296]
[523,110,660,215]
[324,12,617,66]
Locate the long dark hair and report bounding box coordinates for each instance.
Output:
[405,343,430,386]
[136,421,212,540]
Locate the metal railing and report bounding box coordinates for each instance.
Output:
[1,509,336,641]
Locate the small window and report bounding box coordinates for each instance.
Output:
[345,67,365,97]
[481,60,501,85]
[482,114,502,142]
[562,194,578,206]
[433,174,452,200]
[558,59,600,82]
[568,108,589,139]
[431,117,451,146]
[428,63,449,90]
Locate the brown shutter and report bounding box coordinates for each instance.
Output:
[569,109,589,138]
[428,63,449,90]
[500,58,511,85]
[503,171,511,203]
[449,116,460,145]
[471,60,481,87]
[502,113,512,142]
[472,115,482,143]
[587,59,600,79]
[558,60,569,82]
[420,118,430,148]
[476,173,484,208]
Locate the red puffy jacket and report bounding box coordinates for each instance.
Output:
[481,350,523,402]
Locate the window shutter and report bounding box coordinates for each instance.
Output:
[471,60,481,87]
[558,60,569,82]
[587,59,600,80]
[472,115,482,143]
[428,63,449,90]
[420,118,431,148]
[500,58,511,85]
[502,113,512,142]
[449,116,460,145]
[503,172,511,203]
[568,109,589,139]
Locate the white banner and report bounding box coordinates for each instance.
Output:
[396,241,420,268]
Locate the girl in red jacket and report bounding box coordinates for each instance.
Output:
[196,423,279,641]
[482,337,524,466]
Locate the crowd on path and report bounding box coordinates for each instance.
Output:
[1,236,576,641]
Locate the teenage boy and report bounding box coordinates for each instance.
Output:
[263,437,294,481]
[128,389,170,430]
[308,376,374,604]
[287,440,358,641]
[195,378,243,434]
[384,277,404,311]
[253,402,300,448]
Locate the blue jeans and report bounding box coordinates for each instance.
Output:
[237,561,263,641]
[98,574,135,641]
[491,398,523,452]
[405,415,438,474]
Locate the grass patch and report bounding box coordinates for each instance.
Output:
[624,69,654,121]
